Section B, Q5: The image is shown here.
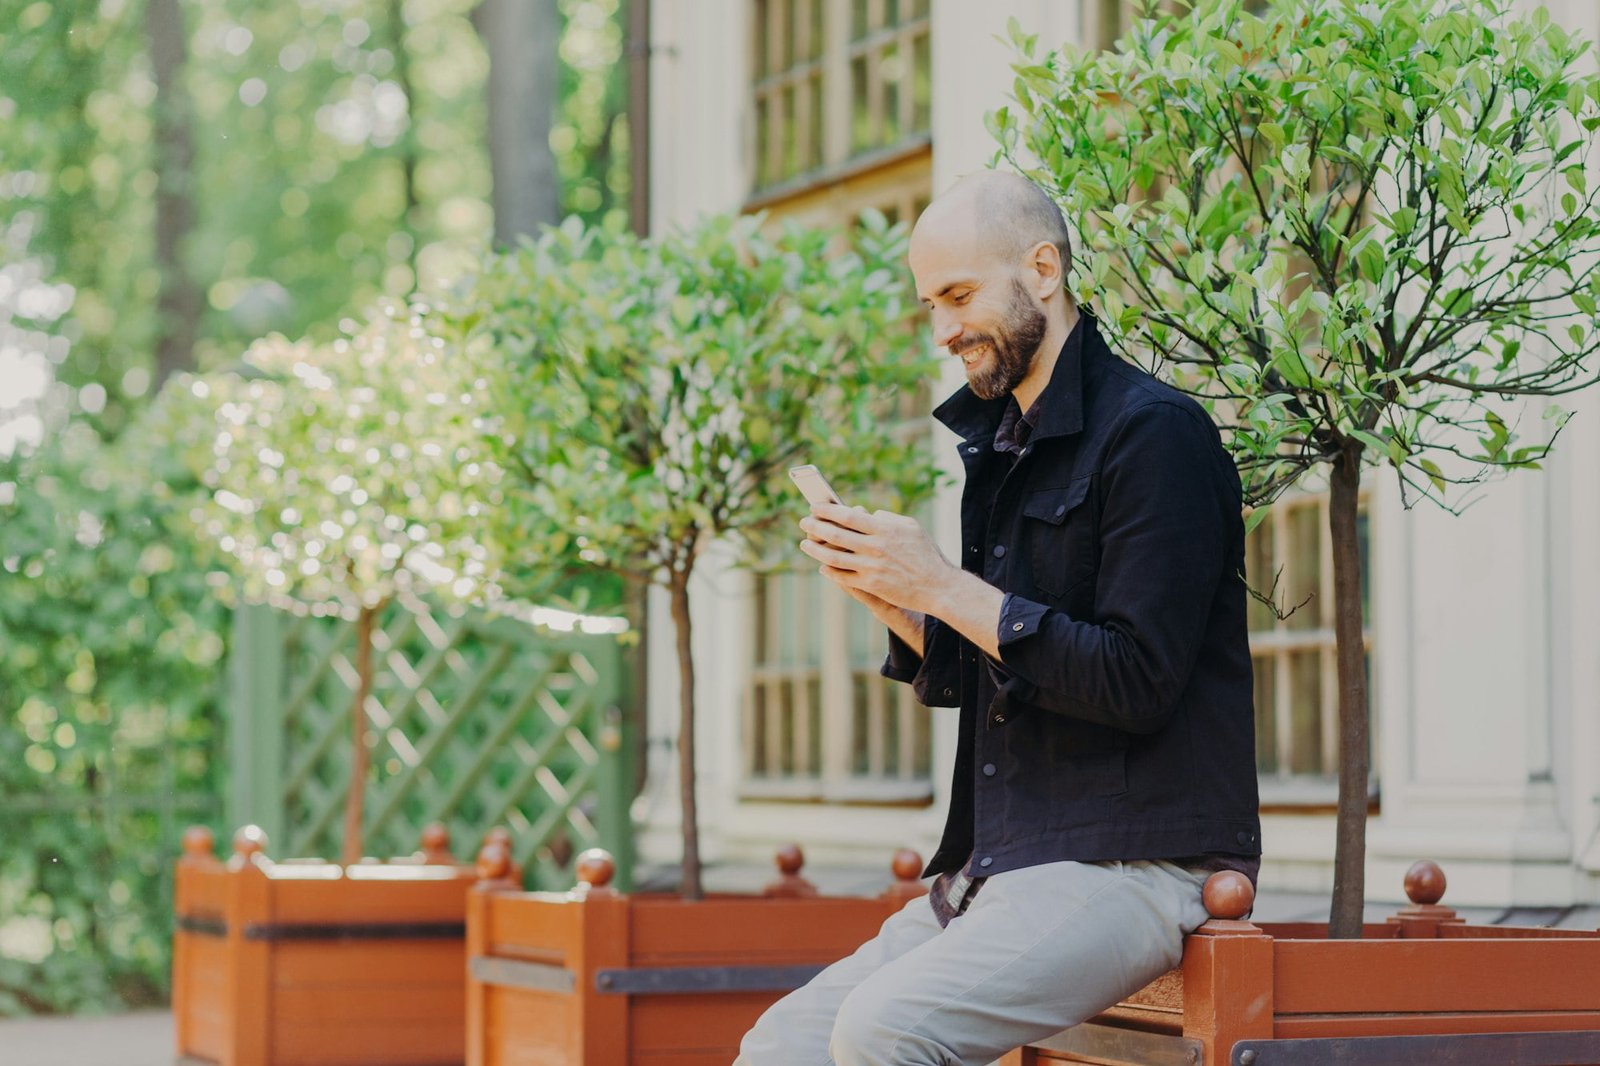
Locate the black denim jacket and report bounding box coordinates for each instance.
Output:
[884,313,1261,880]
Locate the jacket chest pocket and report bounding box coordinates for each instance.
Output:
[1020,477,1097,601]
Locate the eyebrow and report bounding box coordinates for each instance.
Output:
[919,278,979,306]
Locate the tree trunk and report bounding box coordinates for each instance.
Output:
[625,572,651,796]
[1327,441,1369,939]
[626,0,650,237]
[475,0,561,245]
[147,0,200,389]
[342,604,379,866]
[667,570,702,900]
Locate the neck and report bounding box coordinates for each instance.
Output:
[1011,299,1079,412]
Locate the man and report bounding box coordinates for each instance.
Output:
[735,170,1260,1066]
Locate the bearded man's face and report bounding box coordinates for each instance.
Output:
[948,277,1048,401]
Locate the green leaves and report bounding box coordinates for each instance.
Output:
[181,302,503,615]
[997,0,1600,508]
[0,403,228,1014]
[456,213,942,590]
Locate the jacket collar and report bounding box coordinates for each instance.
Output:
[932,310,1094,444]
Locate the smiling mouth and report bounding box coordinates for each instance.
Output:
[959,343,992,367]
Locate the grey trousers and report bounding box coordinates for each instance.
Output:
[733,859,1210,1066]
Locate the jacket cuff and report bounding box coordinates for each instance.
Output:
[879,616,961,706]
[997,593,1050,648]
[881,627,923,683]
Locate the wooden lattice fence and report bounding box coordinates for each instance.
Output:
[226,598,633,889]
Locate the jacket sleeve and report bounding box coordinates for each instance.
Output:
[881,615,962,707]
[994,400,1237,733]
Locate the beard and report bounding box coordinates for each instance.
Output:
[954,279,1048,401]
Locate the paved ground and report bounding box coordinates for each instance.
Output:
[4,869,1594,1066]
[0,1010,172,1066]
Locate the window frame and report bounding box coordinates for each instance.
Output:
[737,19,935,798]
[1247,488,1376,809]
[748,0,932,205]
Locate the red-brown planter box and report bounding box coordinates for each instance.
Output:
[465,847,925,1066]
[1004,862,1600,1066]
[173,826,481,1066]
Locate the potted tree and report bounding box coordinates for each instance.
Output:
[181,301,505,866]
[449,211,944,1062]
[985,0,1600,1058]
[170,302,504,1066]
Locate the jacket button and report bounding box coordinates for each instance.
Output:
[1236,831,1252,846]
[979,857,993,868]
[992,544,1006,558]
[942,687,955,698]
[982,763,996,777]
[1054,504,1067,517]
[992,714,1006,724]
[966,445,980,454]
[1011,622,1025,632]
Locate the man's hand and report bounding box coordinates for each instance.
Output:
[799,504,955,617]
[799,502,1006,661]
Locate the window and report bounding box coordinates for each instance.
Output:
[741,1,934,795]
[741,181,933,803]
[1245,492,1372,805]
[743,562,934,802]
[751,0,931,197]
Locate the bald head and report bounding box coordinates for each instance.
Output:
[911,171,1072,285]
[909,171,1079,406]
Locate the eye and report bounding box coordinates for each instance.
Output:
[952,291,973,306]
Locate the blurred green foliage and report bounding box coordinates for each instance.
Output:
[0,403,227,1013]
[183,302,503,614]
[0,0,628,435]
[460,211,942,580]
[554,0,630,225]
[0,0,632,1014]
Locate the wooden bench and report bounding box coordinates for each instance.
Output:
[1003,863,1600,1066]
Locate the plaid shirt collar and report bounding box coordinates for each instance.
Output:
[992,392,1044,457]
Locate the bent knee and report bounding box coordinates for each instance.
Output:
[829,985,956,1066]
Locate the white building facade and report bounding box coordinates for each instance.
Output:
[634,0,1600,907]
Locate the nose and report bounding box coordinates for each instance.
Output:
[931,309,962,350]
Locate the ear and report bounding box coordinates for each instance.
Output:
[1024,240,1063,301]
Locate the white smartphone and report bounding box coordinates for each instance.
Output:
[788,464,845,508]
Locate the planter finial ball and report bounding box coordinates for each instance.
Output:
[576,848,616,889]
[232,824,268,860]
[182,825,215,859]
[1202,870,1254,920]
[484,826,512,850]
[475,842,512,881]
[1404,859,1447,906]
[891,848,923,882]
[775,844,805,876]
[420,822,452,862]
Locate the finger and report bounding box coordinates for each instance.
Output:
[801,516,871,553]
[812,502,876,533]
[799,538,860,571]
[820,564,874,595]
[838,583,887,609]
